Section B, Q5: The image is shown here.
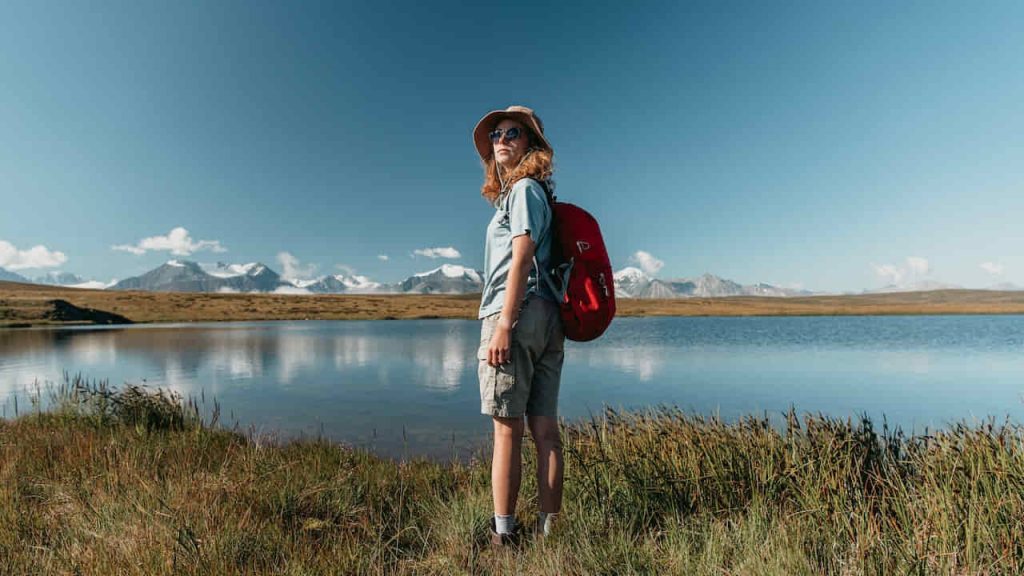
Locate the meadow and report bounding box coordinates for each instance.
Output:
[4,279,1024,327]
[2,374,1023,575]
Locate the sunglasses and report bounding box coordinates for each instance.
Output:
[489,127,523,144]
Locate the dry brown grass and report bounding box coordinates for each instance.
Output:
[0,281,480,327]
[616,289,1024,317]
[4,376,1024,574]
[3,280,1024,328]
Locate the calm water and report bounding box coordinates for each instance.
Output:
[2,315,1024,459]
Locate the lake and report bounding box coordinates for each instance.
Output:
[2,315,1023,459]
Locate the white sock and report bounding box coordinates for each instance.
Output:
[539,511,558,536]
[494,514,515,534]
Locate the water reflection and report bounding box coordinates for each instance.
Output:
[69,331,118,365]
[333,334,373,369]
[585,346,664,381]
[412,328,468,392]
[276,332,319,385]
[2,316,1024,458]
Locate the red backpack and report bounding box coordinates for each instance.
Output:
[538,181,616,341]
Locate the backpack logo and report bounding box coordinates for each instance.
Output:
[598,272,609,297]
[576,240,591,252]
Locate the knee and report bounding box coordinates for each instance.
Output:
[532,428,562,451]
[493,417,525,439]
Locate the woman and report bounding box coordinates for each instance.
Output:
[472,105,565,545]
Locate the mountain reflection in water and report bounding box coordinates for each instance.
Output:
[3,315,1024,459]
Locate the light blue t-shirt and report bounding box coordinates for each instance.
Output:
[478,178,556,319]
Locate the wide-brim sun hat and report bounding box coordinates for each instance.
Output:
[473,105,552,162]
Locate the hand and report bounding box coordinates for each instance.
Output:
[488,323,512,367]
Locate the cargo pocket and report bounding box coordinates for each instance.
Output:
[493,356,516,396]
[478,343,516,397]
[478,313,522,417]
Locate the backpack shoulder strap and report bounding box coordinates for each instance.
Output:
[530,178,567,300]
[537,179,555,206]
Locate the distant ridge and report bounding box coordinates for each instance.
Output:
[30,271,86,286]
[862,280,963,294]
[400,264,483,294]
[111,260,291,293]
[17,261,1016,297]
[292,273,383,294]
[0,267,30,283]
[613,267,813,299]
[106,260,484,295]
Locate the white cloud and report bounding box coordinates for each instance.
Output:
[377,254,389,262]
[872,264,904,286]
[335,264,356,276]
[629,250,664,276]
[0,240,68,270]
[413,246,461,259]
[112,244,146,256]
[277,251,318,281]
[112,227,226,256]
[906,256,930,276]
[872,256,931,287]
[980,262,1004,276]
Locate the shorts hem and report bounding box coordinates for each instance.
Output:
[481,405,525,418]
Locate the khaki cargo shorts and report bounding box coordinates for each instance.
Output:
[478,295,565,418]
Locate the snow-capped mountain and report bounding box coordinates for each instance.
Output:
[682,274,747,297]
[31,271,87,286]
[107,260,483,295]
[0,267,30,283]
[199,261,270,279]
[292,273,384,294]
[112,260,290,293]
[400,264,483,294]
[613,267,648,298]
[613,268,813,298]
[0,268,113,289]
[612,267,676,299]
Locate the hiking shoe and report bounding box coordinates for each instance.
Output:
[489,517,520,548]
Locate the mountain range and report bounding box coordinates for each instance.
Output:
[612,267,814,298]
[3,262,1022,296]
[111,260,289,293]
[101,260,486,294]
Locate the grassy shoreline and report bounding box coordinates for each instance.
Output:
[5,279,1024,328]
[3,376,1024,574]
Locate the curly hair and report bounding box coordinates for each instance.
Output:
[480,143,555,204]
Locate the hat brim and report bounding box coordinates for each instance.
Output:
[473,110,552,162]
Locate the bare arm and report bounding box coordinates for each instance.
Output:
[487,234,535,367]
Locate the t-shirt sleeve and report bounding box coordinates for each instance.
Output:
[507,179,550,244]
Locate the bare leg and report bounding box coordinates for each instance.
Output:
[527,415,563,514]
[492,416,525,516]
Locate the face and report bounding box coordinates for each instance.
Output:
[491,119,528,169]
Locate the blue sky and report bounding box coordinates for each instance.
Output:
[1,1,1022,292]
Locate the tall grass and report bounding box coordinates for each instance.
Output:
[37,371,216,431]
[2,374,1023,574]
